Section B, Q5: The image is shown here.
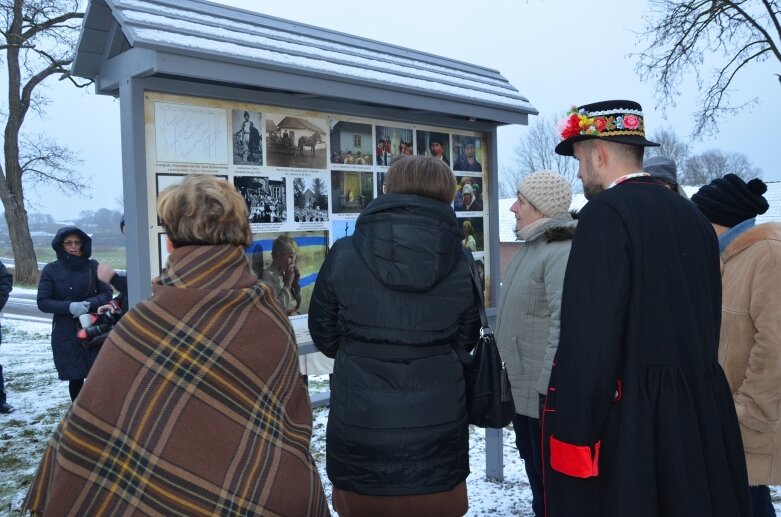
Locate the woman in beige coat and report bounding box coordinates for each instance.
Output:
[495,170,576,517]
[693,174,781,517]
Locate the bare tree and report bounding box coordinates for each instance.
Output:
[0,0,89,283]
[500,115,579,198]
[635,0,781,137]
[645,128,691,166]
[682,149,763,185]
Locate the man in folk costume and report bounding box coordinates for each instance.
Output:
[22,175,329,516]
[542,100,750,516]
[692,175,781,517]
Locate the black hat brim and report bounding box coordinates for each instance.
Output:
[555,134,660,157]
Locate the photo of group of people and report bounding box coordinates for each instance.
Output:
[375,125,414,166]
[234,175,287,224]
[293,177,329,222]
[330,121,373,165]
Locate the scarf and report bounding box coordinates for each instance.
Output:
[22,244,329,516]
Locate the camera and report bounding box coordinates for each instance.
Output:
[76,299,122,348]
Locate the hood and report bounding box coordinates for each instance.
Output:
[52,226,92,260]
[352,193,463,293]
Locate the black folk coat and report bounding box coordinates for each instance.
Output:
[308,193,481,496]
[543,177,750,517]
[37,227,113,380]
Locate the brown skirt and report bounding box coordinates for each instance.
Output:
[332,481,467,517]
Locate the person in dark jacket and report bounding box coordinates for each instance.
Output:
[97,215,128,313]
[543,100,750,516]
[37,227,113,401]
[0,259,13,413]
[308,155,481,517]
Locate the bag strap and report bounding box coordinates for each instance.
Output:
[462,248,490,333]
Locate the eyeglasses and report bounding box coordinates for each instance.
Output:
[63,240,82,247]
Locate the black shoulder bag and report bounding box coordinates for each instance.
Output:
[455,250,515,428]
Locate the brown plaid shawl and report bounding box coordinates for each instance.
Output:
[22,244,329,516]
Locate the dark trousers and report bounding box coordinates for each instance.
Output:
[513,396,546,517]
[68,379,84,402]
[749,485,775,517]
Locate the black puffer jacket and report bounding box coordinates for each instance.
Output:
[37,227,113,380]
[308,193,481,496]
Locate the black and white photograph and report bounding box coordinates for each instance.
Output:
[292,176,329,222]
[458,216,484,253]
[416,130,450,166]
[331,170,373,213]
[330,120,373,165]
[231,109,263,165]
[233,175,287,224]
[452,134,484,172]
[265,113,327,169]
[375,125,413,166]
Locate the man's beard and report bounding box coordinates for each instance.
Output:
[583,180,604,200]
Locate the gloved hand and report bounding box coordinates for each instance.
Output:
[69,301,90,317]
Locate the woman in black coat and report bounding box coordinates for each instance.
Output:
[37,226,113,401]
[308,156,481,517]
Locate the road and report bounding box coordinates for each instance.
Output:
[2,290,49,323]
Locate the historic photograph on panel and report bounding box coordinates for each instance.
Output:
[375,125,413,166]
[331,170,374,213]
[458,216,484,252]
[292,177,329,222]
[247,230,329,315]
[416,130,450,166]
[454,175,484,212]
[265,113,327,169]
[330,121,373,165]
[452,134,484,172]
[233,175,287,224]
[331,218,356,244]
[231,110,263,165]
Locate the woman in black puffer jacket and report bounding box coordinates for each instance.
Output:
[37,226,113,401]
[309,156,481,516]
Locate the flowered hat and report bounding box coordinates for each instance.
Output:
[554,100,660,156]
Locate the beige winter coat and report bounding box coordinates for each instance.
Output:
[718,222,781,485]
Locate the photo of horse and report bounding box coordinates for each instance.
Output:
[265,113,327,169]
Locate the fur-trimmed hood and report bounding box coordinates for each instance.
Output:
[544,224,577,243]
[722,222,781,263]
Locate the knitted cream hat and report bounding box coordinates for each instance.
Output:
[518,170,573,217]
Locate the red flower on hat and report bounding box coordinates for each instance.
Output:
[593,116,608,132]
[560,114,582,140]
[623,114,640,130]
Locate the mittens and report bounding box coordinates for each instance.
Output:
[69,301,90,317]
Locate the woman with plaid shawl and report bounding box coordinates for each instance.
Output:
[22,175,329,516]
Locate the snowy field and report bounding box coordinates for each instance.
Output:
[0,317,536,516]
[1,316,779,516]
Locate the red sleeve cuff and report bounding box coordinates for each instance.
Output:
[549,435,600,478]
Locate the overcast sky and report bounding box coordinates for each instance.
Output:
[21,0,781,221]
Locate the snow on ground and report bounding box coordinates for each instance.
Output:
[1,317,779,516]
[0,318,534,516]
